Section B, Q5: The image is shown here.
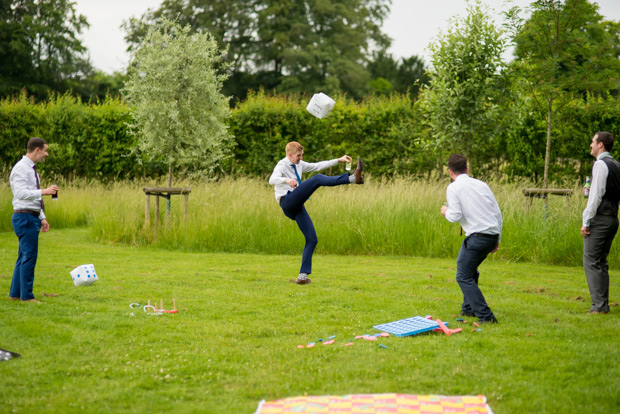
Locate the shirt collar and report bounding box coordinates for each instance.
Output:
[454,173,469,181]
[22,155,35,168]
[598,152,611,160]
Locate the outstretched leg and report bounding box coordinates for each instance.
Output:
[281,173,350,216]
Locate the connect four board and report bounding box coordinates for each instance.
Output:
[373,316,447,337]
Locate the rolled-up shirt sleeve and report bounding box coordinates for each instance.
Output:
[11,168,42,202]
[300,159,338,173]
[444,185,462,223]
[269,162,288,186]
[583,160,608,227]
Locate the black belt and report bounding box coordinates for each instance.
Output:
[14,210,40,216]
[470,232,499,239]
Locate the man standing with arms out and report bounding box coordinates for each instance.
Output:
[441,154,502,324]
[269,141,363,285]
[582,132,620,315]
[9,137,58,303]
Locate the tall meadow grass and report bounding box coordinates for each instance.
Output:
[0,175,603,267]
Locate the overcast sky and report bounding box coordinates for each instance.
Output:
[74,0,620,74]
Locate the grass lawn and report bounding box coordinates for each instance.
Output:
[1,228,619,413]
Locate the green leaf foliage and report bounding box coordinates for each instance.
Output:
[122,18,233,183]
[2,91,620,182]
[0,0,91,100]
[511,0,620,186]
[0,93,156,180]
[122,0,391,102]
[419,0,514,176]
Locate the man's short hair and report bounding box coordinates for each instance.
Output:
[448,154,467,174]
[27,137,47,153]
[285,141,304,154]
[595,132,614,152]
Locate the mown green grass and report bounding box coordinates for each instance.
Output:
[1,229,619,413]
[0,177,605,267]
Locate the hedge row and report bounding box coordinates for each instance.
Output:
[2,92,620,181]
[0,93,157,180]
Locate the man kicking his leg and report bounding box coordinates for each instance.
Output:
[269,141,363,284]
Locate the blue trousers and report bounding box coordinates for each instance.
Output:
[280,173,350,274]
[456,234,498,320]
[10,213,41,301]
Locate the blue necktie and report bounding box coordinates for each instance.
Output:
[292,164,302,185]
[33,165,44,212]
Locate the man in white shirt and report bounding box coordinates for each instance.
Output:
[441,154,502,323]
[9,137,59,303]
[581,131,620,314]
[269,141,363,284]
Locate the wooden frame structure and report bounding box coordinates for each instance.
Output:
[143,187,191,226]
[522,188,573,207]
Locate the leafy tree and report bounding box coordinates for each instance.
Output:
[122,18,232,186]
[122,0,390,102]
[75,70,127,102]
[366,50,429,99]
[419,0,512,175]
[511,0,620,189]
[0,0,90,99]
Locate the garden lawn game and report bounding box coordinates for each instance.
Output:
[255,393,494,414]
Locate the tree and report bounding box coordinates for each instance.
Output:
[419,0,512,175]
[0,0,91,99]
[366,51,429,99]
[122,18,232,187]
[122,0,390,102]
[511,0,620,189]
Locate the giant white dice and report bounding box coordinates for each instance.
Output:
[306,92,336,119]
[70,264,98,287]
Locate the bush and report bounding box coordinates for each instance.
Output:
[0,93,166,181]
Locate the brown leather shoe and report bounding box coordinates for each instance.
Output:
[9,297,19,301]
[353,157,364,184]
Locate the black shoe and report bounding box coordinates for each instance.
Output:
[478,317,498,324]
[460,311,476,317]
[353,157,364,184]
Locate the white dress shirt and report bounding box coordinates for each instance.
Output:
[444,173,502,241]
[582,152,611,227]
[10,156,45,220]
[269,157,339,202]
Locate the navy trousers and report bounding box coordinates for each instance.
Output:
[456,234,498,321]
[10,213,41,300]
[280,173,350,274]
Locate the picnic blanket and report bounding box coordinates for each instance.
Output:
[255,393,494,414]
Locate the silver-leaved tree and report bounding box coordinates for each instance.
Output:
[123,18,232,187]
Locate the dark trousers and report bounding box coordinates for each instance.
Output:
[280,173,350,274]
[583,214,619,312]
[456,234,498,321]
[10,213,41,300]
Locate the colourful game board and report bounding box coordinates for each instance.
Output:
[373,316,447,337]
[255,393,494,414]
